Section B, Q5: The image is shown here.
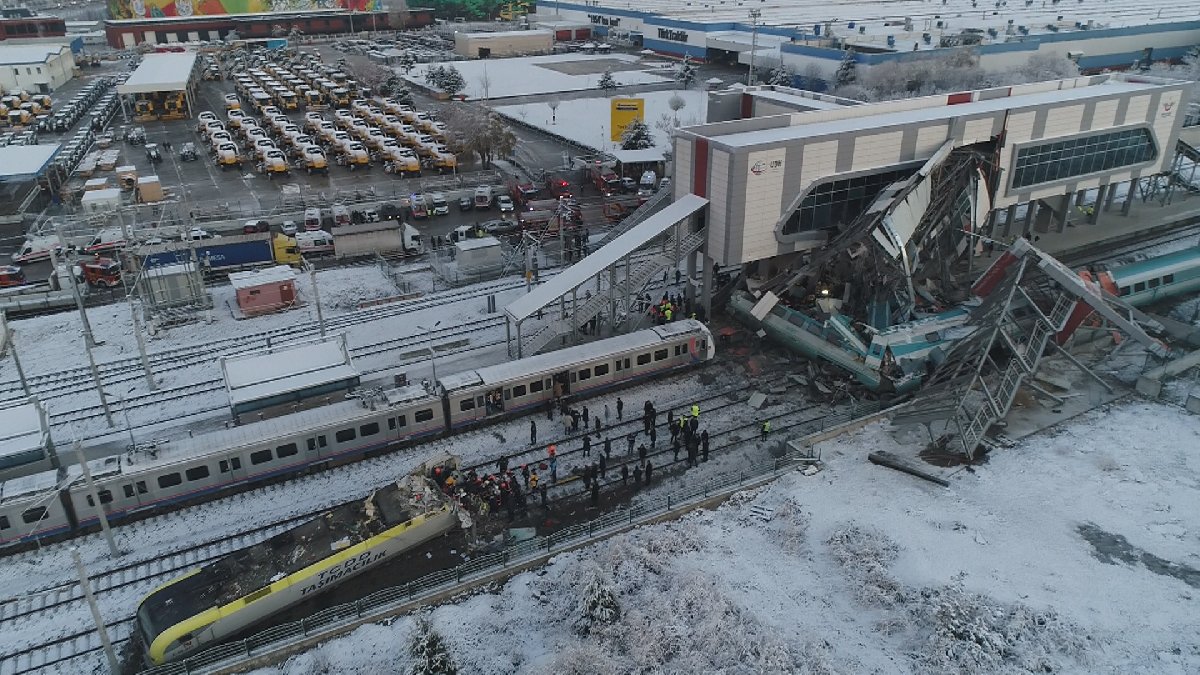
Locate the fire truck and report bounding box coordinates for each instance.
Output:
[545,174,572,199]
[81,257,122,287]
[588,163,620,196]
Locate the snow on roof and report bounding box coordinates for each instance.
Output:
[228,265,296,290]
[0,399,47,462]
[506,194,709,323]
[334,221,400,236]
[710,77,1160,149]
[439,319,705,392]
[609,148,668,164]
[222,335,359,409]
[748,88,855,111]
[81,188,121,201]
[145,261,196,276]
[455,236,501,252]
[117,52,197,95]
[0,145,59,179]
[459,29,553,39]
[0,44,69,66]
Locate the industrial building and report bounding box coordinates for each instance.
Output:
[0,44,75,92]
[539,0,1200,78]
[454,29,554,59]
[116,51,200,121]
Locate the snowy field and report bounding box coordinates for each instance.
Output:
[402,53,674,99]
[494,89,708,154]
[254,401,1200,674]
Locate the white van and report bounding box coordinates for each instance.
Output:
[304,207,323,231]
[331,203,352,227]
[473,186,493,210]
[85,227,128,254]
[295,230,335,255]
[11,235,64,264]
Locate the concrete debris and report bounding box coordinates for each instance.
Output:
[747,392,767,409]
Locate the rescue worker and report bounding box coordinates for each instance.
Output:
[616,397,624,420]
[604,437,612,458]
[701,430,710,462]
[529,470,540,492]
[530,419,537,445]
[633,463,643,487]
[691,403,700,419]
[599,453,607,478]
[582,434,591,457]
[761,419,771,436]
[621,463,629,485]
[645,460,654,485]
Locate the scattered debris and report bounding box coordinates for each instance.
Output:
[869,451,951,487]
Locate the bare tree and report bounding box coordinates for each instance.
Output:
[443,105,517,168]
[667,93,686,127]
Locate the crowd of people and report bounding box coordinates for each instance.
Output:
[426,394,718,523]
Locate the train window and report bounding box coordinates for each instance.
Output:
[220,458,242,473]
[158,473,183,489]
[395,415,407,428]
[1148,278,1161,289]
[360,422,380,437]
[512,384,527,397]
[21,507,47,524]
[654,349,669,361]
[0,515,8,530]
[674,345,684,356]
[529,380,544,393]
[1118,286,1130,296]
[637,353,651,366]
[624,358,630,369]
[459,398,475,412]
[615,359,623,371]
[335,428,356,443]
[137,481,148,494]
[317,435,327,448]
[123,484,135,499]
[415,409,434,423]
[700,340,706,354]
[388,417,396,430]
[250,449,273,465]
[595,363,609,376]
[1164,274,1174,284]
[86,490,113,507]
[578,368,591,381]
[1133,282,1146,293]
[277,443,298,458]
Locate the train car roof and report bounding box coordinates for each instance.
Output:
[438,320,707,392]
[137,468,451,640]
[0,463,82,503]
[1108,246,1200,284]
[109,388,439,476]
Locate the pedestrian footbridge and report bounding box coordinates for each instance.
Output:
[504,194,710,358]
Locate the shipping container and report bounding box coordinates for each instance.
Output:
[139,233,275,272]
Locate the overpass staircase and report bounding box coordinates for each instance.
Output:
[518,224,706,356]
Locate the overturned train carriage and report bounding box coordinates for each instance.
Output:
[137,455,461,665]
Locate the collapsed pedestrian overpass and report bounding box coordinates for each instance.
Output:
[504,194,709,358]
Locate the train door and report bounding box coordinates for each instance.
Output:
[551,371,570,400]
[217,455,245,484]
[484,387,504,416]
[306,434,329,458]
[121,479,150,507]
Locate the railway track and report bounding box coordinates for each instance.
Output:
[1058,218,1200,269]
[0,368,821,675]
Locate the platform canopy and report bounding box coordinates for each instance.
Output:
[117,52,197,95]
[0,398,50,471]
[506,193,708,323]
[221,335,360,417]
[0,145,60,180]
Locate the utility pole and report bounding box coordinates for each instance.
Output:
[129,301,156,391]
[73,441,120,557]
[748,8,762,85]
[72,548,120,675]
[85,336,114,427]
[3,317,31,398]
[309,266,326,338]
[52,224,98,348]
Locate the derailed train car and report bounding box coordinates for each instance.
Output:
[137,455,461,665]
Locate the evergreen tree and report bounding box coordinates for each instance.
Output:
[573,571,621,636]
[398,50,417,74]
[620,118,655,150]
[835,49,858,87]
[424,64,447,88]
[409,618,457,675]
[768,65,794,87]
[392,83,415,106]
[597,68,619,96]
[674,56,697,88]
[441,65,467,96]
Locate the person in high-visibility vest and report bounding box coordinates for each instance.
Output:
[691,404,699,419]
[761,420,771,437]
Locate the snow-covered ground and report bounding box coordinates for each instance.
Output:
[494,89,708,154]
[257,400,1200,675]
[403,53,674,100]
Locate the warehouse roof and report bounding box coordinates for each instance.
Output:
[0,44,69,66]
[0,145,59,179]
[117,52,197,95]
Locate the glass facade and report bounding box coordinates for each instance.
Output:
[781,165,920,235]
[1011,127,1156,189]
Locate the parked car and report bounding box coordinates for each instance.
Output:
[496,195,514,212]
[430,192,449,216]
[281,220,298,235]
[482,218,519,236]
[620,176,637,193]
[458,196,473,212]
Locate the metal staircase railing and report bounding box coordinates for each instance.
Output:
[957,296,1072,458]
[518,227,707,356]
[597,189,671,247]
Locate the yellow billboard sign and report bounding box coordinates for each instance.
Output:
[610,98,645,142]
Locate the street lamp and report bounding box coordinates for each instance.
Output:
[415,321,442,383]
[748,8,762,85]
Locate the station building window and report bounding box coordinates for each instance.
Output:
[1012,128,1156,189]
[780,165,920,236]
